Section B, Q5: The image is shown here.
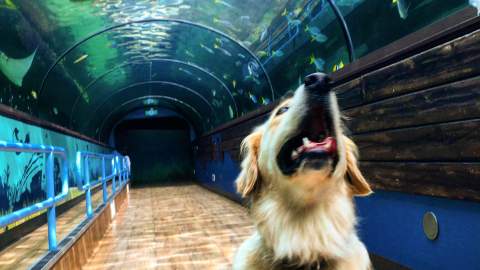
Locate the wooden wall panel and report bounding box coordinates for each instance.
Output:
[360,30,480,104]
[362,162,480,201]
[353,120,480,161]
[195,28,480,201]
[344,76,480,133]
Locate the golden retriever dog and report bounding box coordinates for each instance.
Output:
[233,73,372,270]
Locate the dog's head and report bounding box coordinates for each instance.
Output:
[236,73,371,206]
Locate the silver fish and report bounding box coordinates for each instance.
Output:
[397,0,410,19]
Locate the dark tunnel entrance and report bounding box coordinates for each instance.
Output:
[113,114,194,186]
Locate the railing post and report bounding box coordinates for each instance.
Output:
[121,158,125,184]
[102,157,107,203]
[85,157,93,218]
[112,157,116,194]
[46,152,57,251]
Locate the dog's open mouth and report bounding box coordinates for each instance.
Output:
[277,106,337,175]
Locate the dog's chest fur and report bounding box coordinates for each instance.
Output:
[252,193,356,263]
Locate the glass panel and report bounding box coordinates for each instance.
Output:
[258,1,349,96]
[0,0,474,139]
[341,0,469,59]
[39,20,273,136]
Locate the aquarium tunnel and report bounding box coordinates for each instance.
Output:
[1,0,480,269]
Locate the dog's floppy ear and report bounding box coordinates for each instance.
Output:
[236,130,262,198]
[343,136,372,196]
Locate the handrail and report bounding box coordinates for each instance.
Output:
[0,141,69,251]
[0,141,131,253]
[76,151,130,218]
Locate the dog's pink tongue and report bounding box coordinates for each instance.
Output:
[300,137,336,155]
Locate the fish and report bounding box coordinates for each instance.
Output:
[244,75,261,85]
[178,67,193,76]
[305,25,328,43]
[185,50,195,58]
[0,49,36,87]
[200,43,214,54]
[228,106,234,118]
[213,43,232,57]
[304,2,313,17]
[309,54,325,71]
[260,27,269,42]
[213,17,238,31]
[281,8,288,16]
[73,54,88,64]
[249,93,258,104]
[232,80,236,88]
[237,53,246,59]
[332,60,345,72]
[31,90,37,100]
[215,37,224,47]
[242,40,252,47]
[294,7,303,16]
[223,74,230,80]
[470,0,480,15]
[286,12,301,28]
[394,0,410,19]
[260,97,271,105]
[287,18,302,28]
[53,107,58,115]
[235,60,242,67]
[256,50,268,58]
[214,0,233,9]
[271,50,284,58]
[0,0,16,10]
[240,16,250,23]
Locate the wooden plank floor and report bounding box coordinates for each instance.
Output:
[83,184,254,270]
[0,184,111,270]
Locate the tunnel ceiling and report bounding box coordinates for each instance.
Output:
[0,0,471,141]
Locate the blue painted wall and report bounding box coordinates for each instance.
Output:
[194,136,480,270]
[356,191,480,270]
[195,150,240,200]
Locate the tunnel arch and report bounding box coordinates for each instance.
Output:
[68,58,239,127]
[79,80,217,134]
[38,19,276,137]
[97,95,205,142]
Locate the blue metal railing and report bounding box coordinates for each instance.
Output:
[0,141,130,252]
[0,141,69,251]
[75,151,130,218]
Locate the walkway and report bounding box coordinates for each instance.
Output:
[0,185,110,270]
[83,184,253,270]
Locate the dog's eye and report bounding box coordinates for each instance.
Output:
[276,106,289,116]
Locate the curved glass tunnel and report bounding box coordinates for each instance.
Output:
[1,0,468,140]
[0,0,477,269]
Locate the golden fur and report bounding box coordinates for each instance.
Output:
[233,84,372,270]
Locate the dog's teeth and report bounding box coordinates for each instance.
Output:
[302,137,310,146]
[291,150,298,159]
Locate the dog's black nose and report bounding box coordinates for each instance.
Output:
[304,73,332,94]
